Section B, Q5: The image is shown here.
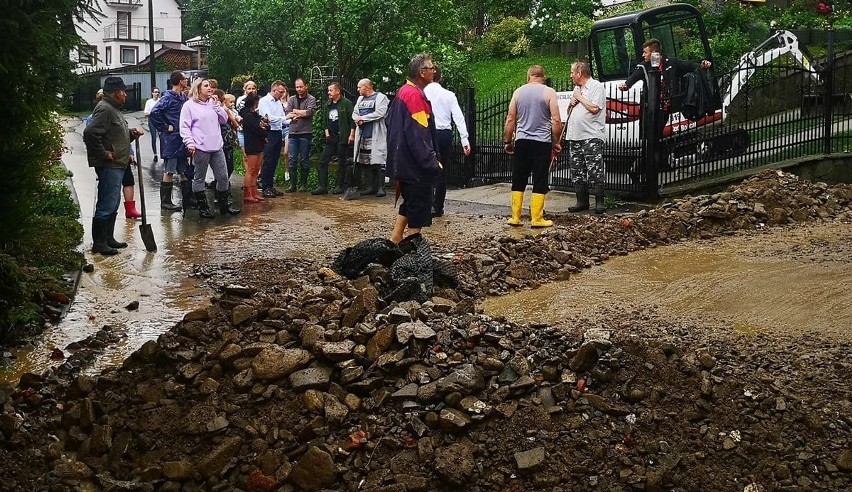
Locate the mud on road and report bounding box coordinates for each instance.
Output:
[1,170,851,492]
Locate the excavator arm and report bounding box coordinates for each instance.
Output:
[722,30,821,113]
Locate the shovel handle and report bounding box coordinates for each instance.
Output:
[134,137,147,225]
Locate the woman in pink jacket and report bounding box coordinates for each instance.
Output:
[179,78,240,218]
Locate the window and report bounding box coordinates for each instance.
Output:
[78,45,97,65]
[105,47,112,65]
[120,46,137,65]
[592,28,635,82]
[117,11,131,39]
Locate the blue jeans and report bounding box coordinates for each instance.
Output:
[148,120,158,156]
[289,133,311,172]
[94,166,125,219]
[260,129,283,189]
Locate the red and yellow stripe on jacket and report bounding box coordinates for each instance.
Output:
[387,80,440,185]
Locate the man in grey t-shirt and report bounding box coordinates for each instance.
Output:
[503,65,562,228]
[567,60,607,214]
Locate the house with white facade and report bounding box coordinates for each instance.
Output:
[72,0,186,73]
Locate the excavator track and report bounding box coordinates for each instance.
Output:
[665,128,750,167]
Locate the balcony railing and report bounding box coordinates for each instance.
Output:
[103,0,142,7]
[103,22,164,42]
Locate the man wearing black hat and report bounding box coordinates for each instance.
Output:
[83,76,145,255]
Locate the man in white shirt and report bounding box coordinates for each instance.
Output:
[566,60,607,214]
[258,80,288,197]
[423,67,471,217]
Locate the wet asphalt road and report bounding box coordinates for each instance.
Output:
[5,112,558,383]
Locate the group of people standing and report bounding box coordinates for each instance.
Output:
[81,54,470,255]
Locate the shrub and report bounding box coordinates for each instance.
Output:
[529,0,599,46]
[473,17,530,60]
[34,182,80,219]
[0,253,37,340]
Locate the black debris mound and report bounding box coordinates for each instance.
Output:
[332,234,458,303]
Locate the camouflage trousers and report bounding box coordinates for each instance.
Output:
[569,138,605,185]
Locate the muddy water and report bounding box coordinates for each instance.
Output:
[482,222,852,340]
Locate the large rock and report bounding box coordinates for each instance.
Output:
[251,346,311,381]
[396,321,437,344]
[366,326,395,361]
[231,304,256,326]
[514,447,545,472]
[288,446,337,491]
[436,364,485,395]
[289,366,333,391]
[433,443,475,486]
[196,437,243,476]
[88,424,113,456]
[319,340,355,361]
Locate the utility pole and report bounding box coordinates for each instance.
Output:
[148,0,156,90]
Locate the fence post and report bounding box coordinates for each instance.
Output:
[823,29,835,155]
[642,69,661,201]
[465,87,476,186]
[135,82,143,111]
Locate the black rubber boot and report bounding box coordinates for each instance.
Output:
[195,191,215,219]
[182,180,195,207]
[375,169,387,197]
[569,182,590,213]
[332,162,346,194]
[361,166,379,196]
[105,213,127,249]
[312,165,328,195]
[161,182,181,210]
[593,183,606,214]
[286,168,298,193]
[91,217,118,256]
[217,190,240,215]
[298,168,309,192]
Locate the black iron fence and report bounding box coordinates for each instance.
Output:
[70,76,143,113]
[446,47,852,201]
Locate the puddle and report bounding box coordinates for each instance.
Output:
[482,224,852,340]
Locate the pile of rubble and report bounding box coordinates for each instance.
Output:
[1,170,851,491]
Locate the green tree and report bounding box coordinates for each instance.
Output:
[0,0,97,243]
[184,0,470,90]
[0,0,95,337]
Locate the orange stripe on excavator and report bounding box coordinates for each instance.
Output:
[605,99,641,123]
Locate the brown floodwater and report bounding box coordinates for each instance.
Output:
[481,223,852,340]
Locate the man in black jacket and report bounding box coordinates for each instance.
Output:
[619,39,711,178]
[619,38,712,108]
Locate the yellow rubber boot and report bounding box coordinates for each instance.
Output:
[507,191,524,226]
[530,193,553,228]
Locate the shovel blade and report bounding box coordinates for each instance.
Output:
[139,223,157,252]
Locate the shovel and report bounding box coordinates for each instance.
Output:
[134,137,157,252]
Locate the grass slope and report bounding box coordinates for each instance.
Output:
[472,54,573,100]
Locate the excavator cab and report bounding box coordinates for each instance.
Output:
[589,3,721,111]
